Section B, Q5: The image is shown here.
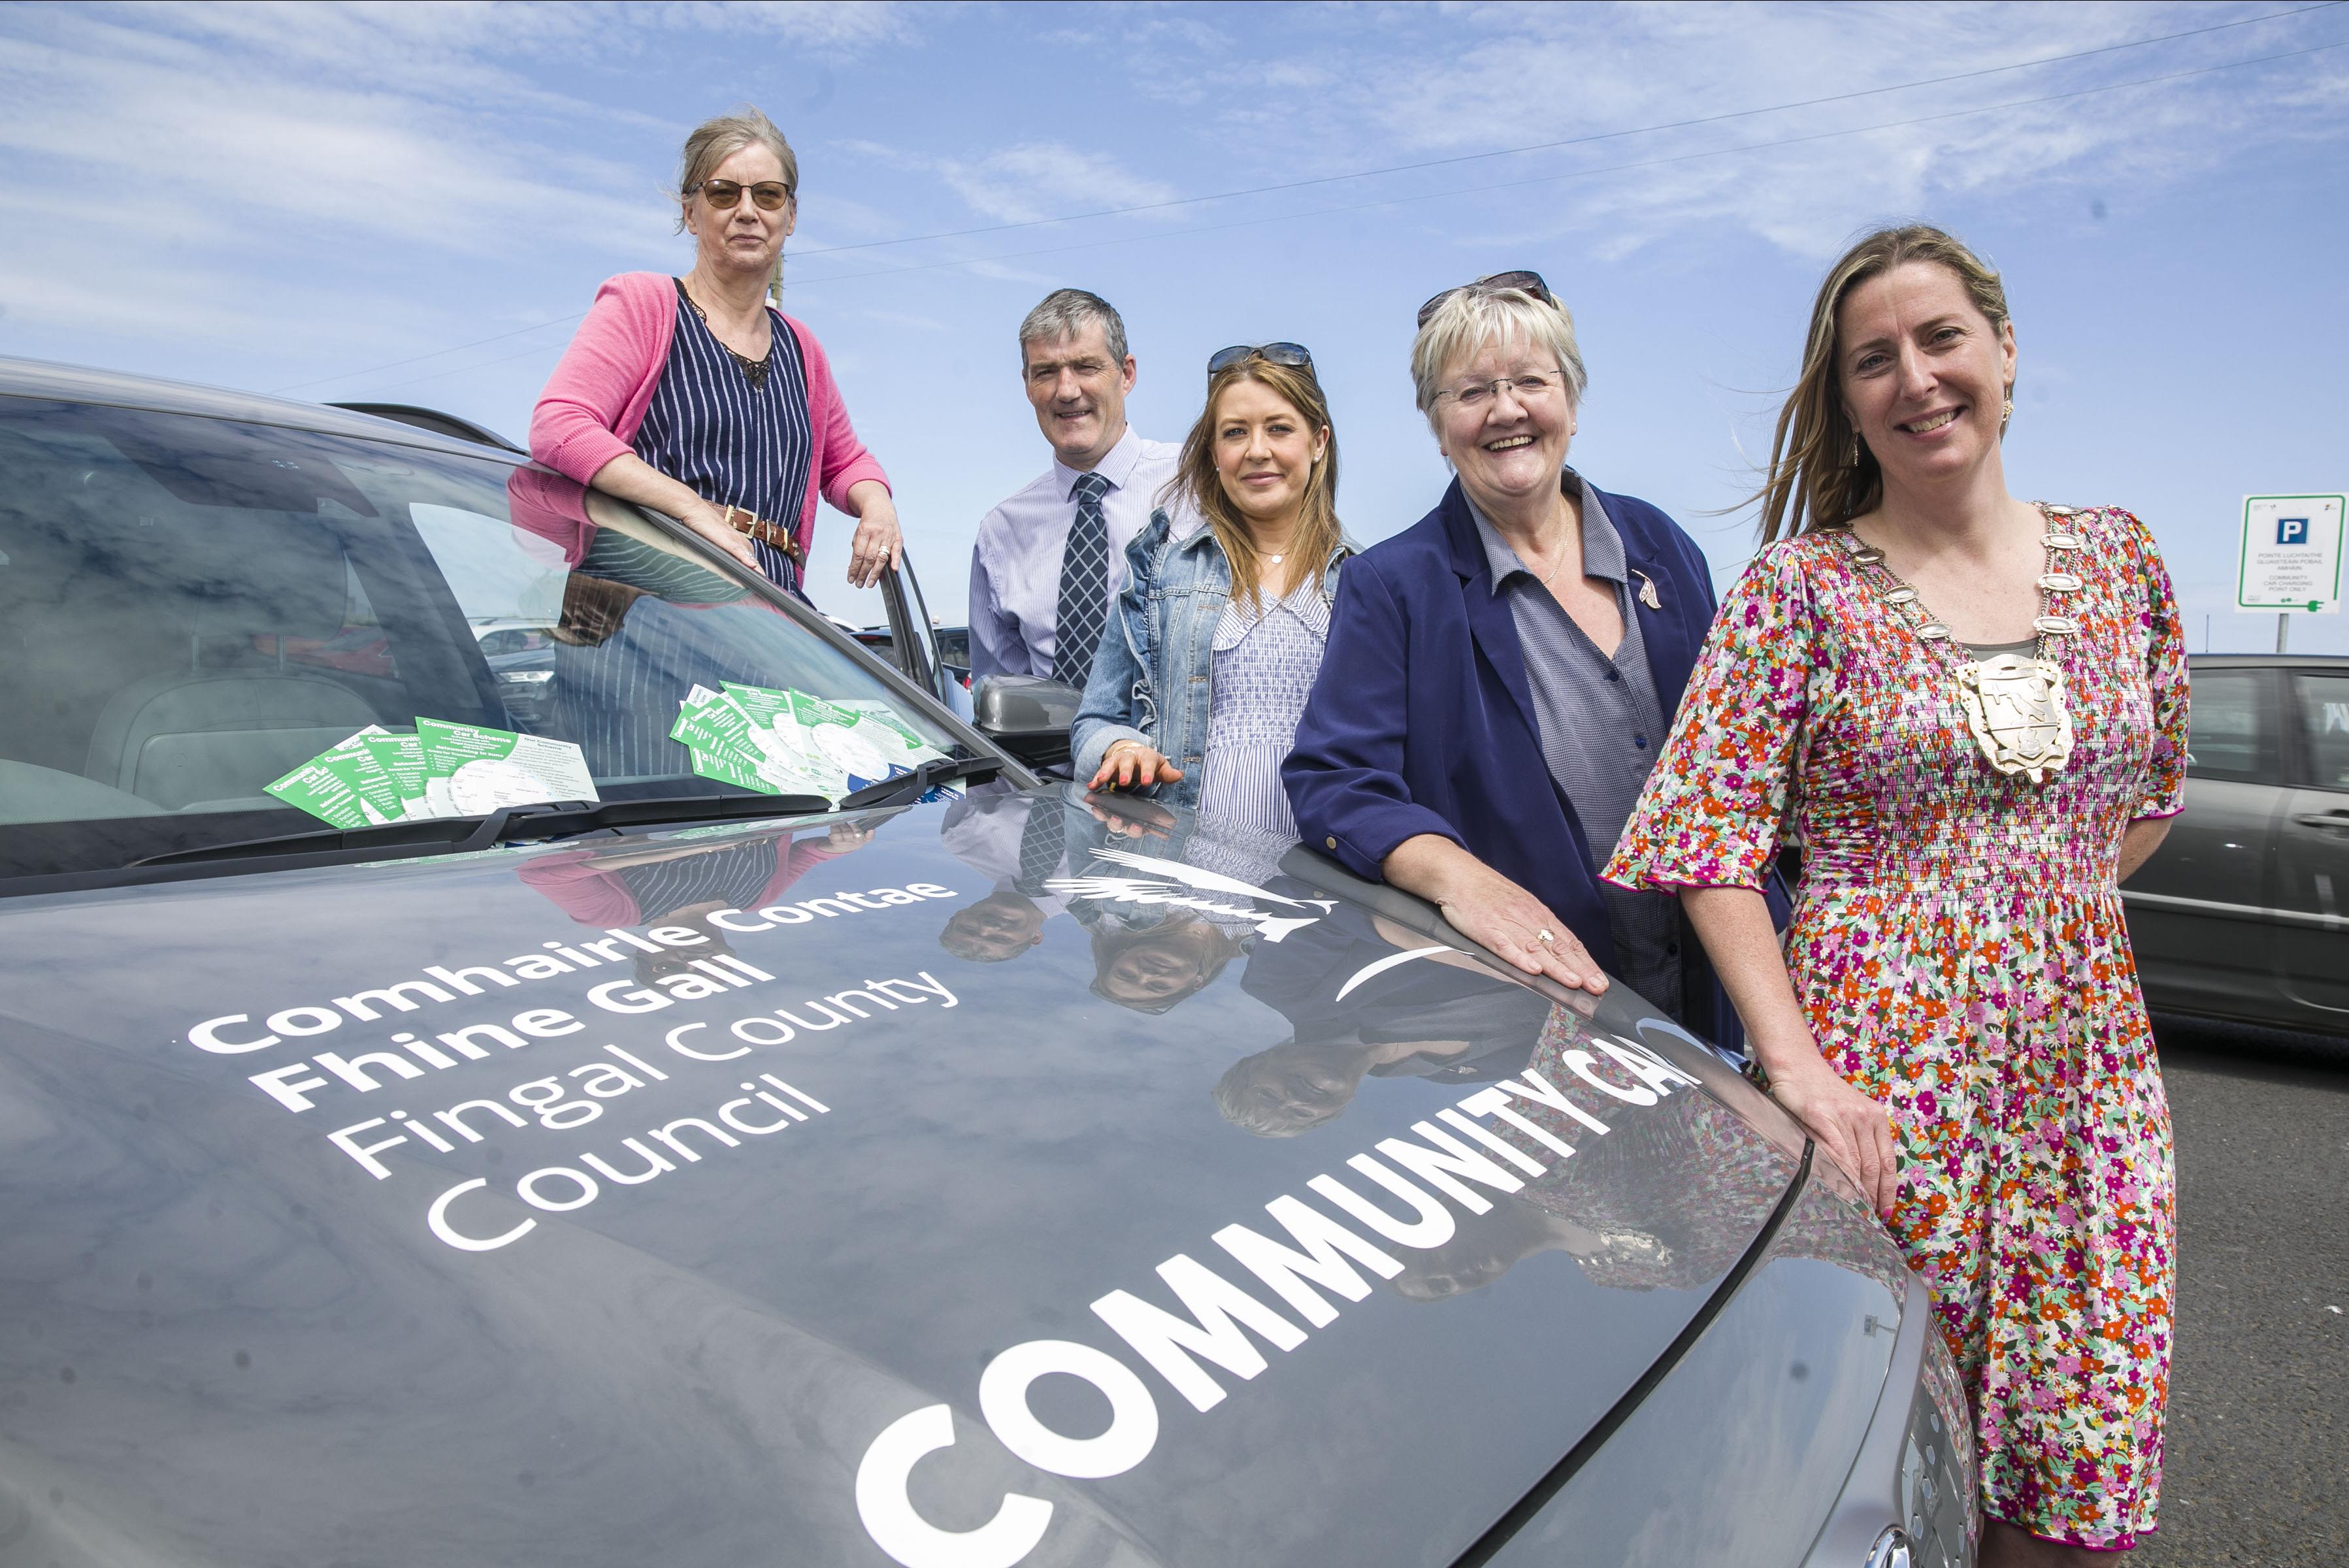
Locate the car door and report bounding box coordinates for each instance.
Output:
[874,544,974,721]
[2273,666,2349,1019]
[2122,664,2289,1023]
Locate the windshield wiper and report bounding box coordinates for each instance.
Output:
[836,755,1002,811]
[130,790,834,871]
[116,757,995,881]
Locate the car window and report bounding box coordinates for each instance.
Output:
[2183,669,2268,783]
[2292,672,2349,791]
[0,399,968,881]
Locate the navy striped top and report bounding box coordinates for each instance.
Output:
[614,833,780,922]
[631,277,813,594]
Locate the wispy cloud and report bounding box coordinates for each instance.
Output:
[0,0,925,350]
[1057,0,2349,260]
[838,137,1181,226]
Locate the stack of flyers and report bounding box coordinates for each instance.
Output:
[263,725,404,828]
[669,683,956,803]
[417,719,599,816]
[265,722,598,827]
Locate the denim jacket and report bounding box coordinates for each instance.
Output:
[1072,508,1349,808]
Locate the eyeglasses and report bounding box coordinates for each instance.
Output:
[1207,342,1314,374]
[1434,369,1568,412]
[691,179,793,212]
[1416,269,1557,328]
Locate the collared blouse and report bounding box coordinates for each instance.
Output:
[1196,581,1333,837]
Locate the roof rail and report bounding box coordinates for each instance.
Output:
[325,401,523,454]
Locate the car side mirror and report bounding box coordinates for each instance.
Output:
[974,675,1081,768]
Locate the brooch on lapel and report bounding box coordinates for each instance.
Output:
[1632,570,1661,611]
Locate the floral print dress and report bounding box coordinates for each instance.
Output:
[1604,505,2188,1550]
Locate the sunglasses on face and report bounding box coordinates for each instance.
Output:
[1207,342,1314,374]
[691,179,792,212]
[1416,270,1557,328]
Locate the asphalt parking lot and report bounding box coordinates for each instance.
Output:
[2134,1016,2348,1565]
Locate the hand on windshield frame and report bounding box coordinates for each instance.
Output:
[581,451,760,572]
[845,481,903,588]
[1089,739,1185,793]
[675,495,761,572]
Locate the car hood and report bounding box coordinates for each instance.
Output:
[0,787,1823,1568]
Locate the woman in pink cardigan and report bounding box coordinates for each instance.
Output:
[531,106,901,595]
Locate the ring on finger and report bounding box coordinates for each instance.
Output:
[1535,928,1556,946]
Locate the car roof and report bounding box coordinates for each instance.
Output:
[0,354,529,466]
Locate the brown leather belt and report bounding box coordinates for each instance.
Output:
[720,504,804,564]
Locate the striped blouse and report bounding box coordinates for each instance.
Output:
[631,277,813,594]
[1194,581,1331,838]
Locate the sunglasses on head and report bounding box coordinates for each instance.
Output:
[1207,342,1314,374]
[691,179,792,212]
[1416,270,1556,328]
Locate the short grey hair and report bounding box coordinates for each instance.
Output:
[1018,288,1128,367]
[674,106,798,234]
[1410,284,1588,430]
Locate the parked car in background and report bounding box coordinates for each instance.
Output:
[472,617,558,727]
[857,622,972,691]
[2124,653,2349,1037]
[0,355,1974,1568]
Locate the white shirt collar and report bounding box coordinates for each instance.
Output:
[1051,423,1147,499]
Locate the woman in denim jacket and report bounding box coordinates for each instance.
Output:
[1070,344,1349,836]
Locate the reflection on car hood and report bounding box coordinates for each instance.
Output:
[0,787,1835,1567]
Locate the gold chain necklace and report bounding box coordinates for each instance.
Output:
[1834,504,2088,783]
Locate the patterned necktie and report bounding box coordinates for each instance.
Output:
[1013,798,1067,897]
[1052,471,1113,681]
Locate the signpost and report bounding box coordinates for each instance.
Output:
[2237,493,2344,652]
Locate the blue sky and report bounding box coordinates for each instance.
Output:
[3,0,2346,650]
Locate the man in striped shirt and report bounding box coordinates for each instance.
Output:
[968,289,1179,687]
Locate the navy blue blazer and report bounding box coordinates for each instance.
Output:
[1284,476,1752,1037]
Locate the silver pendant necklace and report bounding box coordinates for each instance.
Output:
[1835,504,2086,784]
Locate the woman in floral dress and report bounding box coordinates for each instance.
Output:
[1605,225,2187,1563]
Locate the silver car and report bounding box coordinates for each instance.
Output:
[0,356,1974,1567]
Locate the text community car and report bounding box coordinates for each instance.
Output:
[0,355,1973,1567]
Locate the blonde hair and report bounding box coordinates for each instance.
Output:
[674,106,798,307]
[1755,223,2012,543]
[1411,285,1587,430]
[1168,358,1342,613]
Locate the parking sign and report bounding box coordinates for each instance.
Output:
[2238,494,2344,613]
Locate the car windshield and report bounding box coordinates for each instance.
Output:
[0,398,970,882]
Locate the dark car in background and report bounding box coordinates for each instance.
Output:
[473,617,559,726]
[2124,653,2349,1037]
[0,356,1973,1567]
[855,624,971,687]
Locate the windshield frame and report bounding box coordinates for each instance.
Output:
[0,387,1034,898]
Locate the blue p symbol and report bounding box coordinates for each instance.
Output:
[2278,516,2310,546]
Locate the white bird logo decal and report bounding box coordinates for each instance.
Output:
[1045,847,1334,943]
